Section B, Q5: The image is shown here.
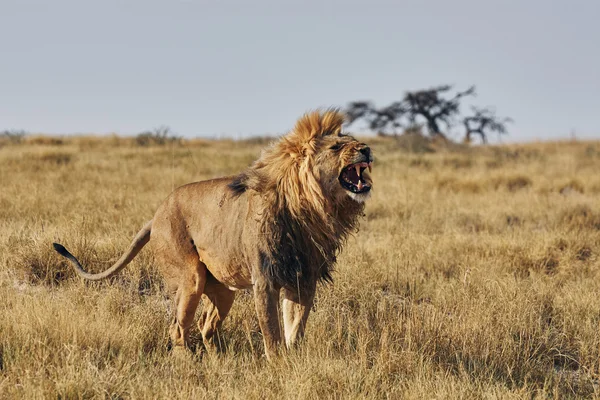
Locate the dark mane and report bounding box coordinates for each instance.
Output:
[260,198,364,291]
[228,174,248,196]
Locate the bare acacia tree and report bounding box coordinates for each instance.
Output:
[403,85,475,137]
[345,101,406,135]
[345,101,375,126]
[462,107,512,144]
[344,84,512,144]
[345,85,476,137]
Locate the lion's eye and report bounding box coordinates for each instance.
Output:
[329,143,344,151]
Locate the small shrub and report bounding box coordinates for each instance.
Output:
[443,157,473,169]
[505,176,532,192]
[0,129,27,144]
[559,205,600,231]
[25,136,64,146]
[505,215,522,227]
[485,159,503,169]
[135,126,181,146]
[558,180,585,195]
[8,236,73,285]
[37,152,73,166]
[576,246,593,261]
[408,158,432,169]
[492,175,532,192]
[511,249,560,278]
[436,177,482,193]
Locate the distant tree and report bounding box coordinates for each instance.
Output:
[462,107,512,144]
[403,85,475,137]
[345,84,475,137]
[369,102,406,135]
[345,101,375,126]
[345,101,406,135]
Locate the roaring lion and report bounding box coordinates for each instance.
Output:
[53,109,373,359]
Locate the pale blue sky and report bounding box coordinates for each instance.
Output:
[1,0,598,142]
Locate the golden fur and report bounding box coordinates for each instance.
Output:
[53,109,373,359]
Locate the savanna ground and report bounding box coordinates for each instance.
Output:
[1,133,600,399]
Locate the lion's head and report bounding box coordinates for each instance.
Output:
[232,109,373,218]
[283,109,373,205]
[312,130,374,205]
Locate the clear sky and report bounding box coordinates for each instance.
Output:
[1,0,598,142]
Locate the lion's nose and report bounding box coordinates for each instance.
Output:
[359,147,371,159]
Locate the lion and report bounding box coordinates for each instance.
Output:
[53,109,373,360]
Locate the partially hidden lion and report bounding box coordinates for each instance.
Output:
[53,109,373,360]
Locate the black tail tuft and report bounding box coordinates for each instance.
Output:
[53,243,71,258]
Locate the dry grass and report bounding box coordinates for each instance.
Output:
[1,136,600,398]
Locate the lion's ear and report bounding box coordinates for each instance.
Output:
[292,109,345,143]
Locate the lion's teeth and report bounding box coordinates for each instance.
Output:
[357,180,364,190]
[355,165,360,176]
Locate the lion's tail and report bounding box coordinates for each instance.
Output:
[53,219,153,281]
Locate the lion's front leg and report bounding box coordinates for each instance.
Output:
[252,276,282,361]
[282,282,316,349]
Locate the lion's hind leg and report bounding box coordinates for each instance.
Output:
[164,257,208,350]
[198,280,236,351]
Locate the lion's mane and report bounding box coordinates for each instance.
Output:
[229,110,365,290]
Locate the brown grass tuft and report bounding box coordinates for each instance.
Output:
[436,176,483,193]
[492,175,533,192]
[9,236,74,285]
[559,204,600,231]
[36,151,73,165]
[25,135,65,146]
[558,179,585,195]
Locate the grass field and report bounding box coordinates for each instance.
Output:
[1,134,600,399]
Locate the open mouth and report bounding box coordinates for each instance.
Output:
[339,162,373,194]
